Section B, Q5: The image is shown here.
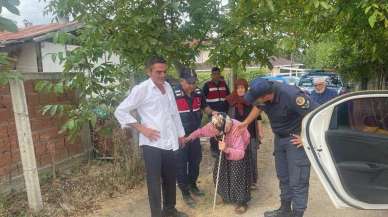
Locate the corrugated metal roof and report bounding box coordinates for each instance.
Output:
[0,22,81,45]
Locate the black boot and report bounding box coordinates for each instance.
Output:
[264,200,292,217]
[292,210,304,217]
[163,208,188,217]
[189,184,205,197]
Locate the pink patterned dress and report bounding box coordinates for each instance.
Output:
[187,119,252,205]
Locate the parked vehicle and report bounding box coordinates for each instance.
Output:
[280,75,300,86]
[262,75,300,86]
[261,75,287,83]
[298,71,347,95]
[302,91,388,209]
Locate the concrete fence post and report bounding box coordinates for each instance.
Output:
[9,79,43,211]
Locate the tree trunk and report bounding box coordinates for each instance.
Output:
[361,77,368,90]
[173,60,185,74]
[378,65,386,90]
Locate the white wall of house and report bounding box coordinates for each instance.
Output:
[196,50,209,64]
[41,42,74,72]
[41,42,120,73]
[15,43,38,72]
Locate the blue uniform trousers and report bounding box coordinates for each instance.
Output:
[274,135,310,211]
[176,138,202,193]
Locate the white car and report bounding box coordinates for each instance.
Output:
[302,91,388,209]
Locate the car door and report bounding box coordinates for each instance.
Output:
[302,91,388,209]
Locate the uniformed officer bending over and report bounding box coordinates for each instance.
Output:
[173,68,216,207]
[236,78,318,217]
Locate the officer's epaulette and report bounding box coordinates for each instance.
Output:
[174,88,184,97]
[194,88,202,95]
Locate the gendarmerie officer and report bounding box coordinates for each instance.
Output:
[237,78,318,217]
[173,68,215,207]
[202,67,230,157]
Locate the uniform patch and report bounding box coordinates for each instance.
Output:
[296,96,310,109]
[301,99,310,109]
[174,89,183,97]
[296,96,306,106]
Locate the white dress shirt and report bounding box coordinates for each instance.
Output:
[114,78,185,151]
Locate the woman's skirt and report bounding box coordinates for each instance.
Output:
[213,152,251,205]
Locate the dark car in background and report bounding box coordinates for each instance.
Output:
[262,75,300,86]
[298,71,348,95]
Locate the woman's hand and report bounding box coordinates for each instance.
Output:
[218,140,226,151]
[178,137,187,147]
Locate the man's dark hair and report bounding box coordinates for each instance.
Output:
[145,56,167,69]
[211,67,221,73]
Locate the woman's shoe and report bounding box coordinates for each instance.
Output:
[234,204,248,214]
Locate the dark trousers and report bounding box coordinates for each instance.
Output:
[176,138,202,194]
[274,135,311,211]
[142,145,177,217]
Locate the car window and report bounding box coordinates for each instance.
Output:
[326,96,388,204]
[331,97,388,135]
[299,74,343,88]
[299,78,313,87]
[326,76,343,88]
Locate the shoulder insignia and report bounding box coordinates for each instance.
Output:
[194,88,202,95]
[301,99,310,109]
[296,96,306,106]
[174,89,183,97]
[296,96,310,109]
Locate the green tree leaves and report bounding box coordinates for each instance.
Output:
[40,0,225,139]
[0,0,20,32]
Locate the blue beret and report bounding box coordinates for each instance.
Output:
[244,77,273,104]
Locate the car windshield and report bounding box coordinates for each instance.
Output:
[299,78,313,87]
[299,75,343,88]
[284,77,298,83]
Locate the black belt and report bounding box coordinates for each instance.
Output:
[276,131,300,138]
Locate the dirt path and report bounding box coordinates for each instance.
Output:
[85,127,388,217]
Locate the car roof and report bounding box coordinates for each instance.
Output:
[303,70,338,77]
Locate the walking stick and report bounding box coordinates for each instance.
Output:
[213,134,225,212]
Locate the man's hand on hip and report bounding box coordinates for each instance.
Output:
[130,123,160,141]
[290,134,304,148]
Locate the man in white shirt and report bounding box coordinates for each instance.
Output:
[115,57,187,217]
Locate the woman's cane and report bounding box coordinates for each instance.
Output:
[213,134,225,211]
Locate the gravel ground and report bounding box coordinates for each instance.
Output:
[85,126,388,217]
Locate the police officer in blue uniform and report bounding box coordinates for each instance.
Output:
[173,68,215,207]
[236,78,318,217]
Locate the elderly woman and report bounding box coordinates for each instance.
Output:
[226,78,263,189]
[186,113,251,214]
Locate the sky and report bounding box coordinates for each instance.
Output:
[2,0,52,27]
[2,0,229,28]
